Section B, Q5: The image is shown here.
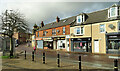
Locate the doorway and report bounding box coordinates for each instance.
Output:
[94,40,99,53]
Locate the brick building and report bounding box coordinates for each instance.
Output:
[36,3,120,54]
[36,16,75,51]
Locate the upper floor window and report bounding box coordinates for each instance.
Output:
[52,29,56,35]
[118,22,120,31]
[38,32,39,37]
[77,15,84,23]
[43,31,47,36]
[63,27,65,34]
[75,27,84,35]
[108,7,118,18]
[100,24,105,33]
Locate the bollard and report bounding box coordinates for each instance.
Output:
[32,51,34,61]
[43,52,45,64]
[25,50,26,59]
[79,56,81,71]
[57,54,60,67]
[114,59,118,71]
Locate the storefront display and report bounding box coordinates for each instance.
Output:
[71,38,92,52]
[106,33,120,54]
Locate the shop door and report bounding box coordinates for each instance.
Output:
[94,40,99,53]
[37,40,43,49]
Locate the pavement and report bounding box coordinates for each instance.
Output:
[1,43,120,71]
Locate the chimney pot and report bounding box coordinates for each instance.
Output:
[56,16,60,23]
[41,21,44,27]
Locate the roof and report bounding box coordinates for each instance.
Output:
[39,16,76,31]
[72,8,109,26]
[38,4,120,31]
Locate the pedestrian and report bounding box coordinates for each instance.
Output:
[34,46,36,53]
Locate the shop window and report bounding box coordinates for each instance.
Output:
[52,29,56,35]
[75,27,84,35]
[100,24,105,33]
[63,27,65,34]
[108,41,120,50]
[77,15,85,23]
[73,42,87,51]
[108,7,118,18]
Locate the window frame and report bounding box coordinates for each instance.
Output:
[52,29,56,35]
[63,27,65,34]
[75,27,84,35]
[100,24,105,33]
[38,32,39,37]
[43,31,47,36]
[77,15,85,23]
[108,7,118,18]
[118,22,120,31]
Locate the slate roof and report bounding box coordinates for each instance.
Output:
[38,4,120,31]
[39,16,76,31]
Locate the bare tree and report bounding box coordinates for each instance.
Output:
[0,10,29,57]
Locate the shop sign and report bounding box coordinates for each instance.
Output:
[43,37,52,40]
[36,37,42,40]
[66,35,70,38]
[77,38,82,40]
[61,38,65,40]
[108,36,120,39]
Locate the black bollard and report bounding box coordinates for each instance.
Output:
[43,52,45,64]
[32,51,34,61]
[114,59,118,71]
[57,54,60,67]
[25,50,26,59]
[79,56,81,71]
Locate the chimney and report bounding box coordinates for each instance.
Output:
[56,16,60,23]
[33,24,38,29]
[41,21,44,27]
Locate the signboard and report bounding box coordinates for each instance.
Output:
[66,35,70,38]
[43,37,52,40]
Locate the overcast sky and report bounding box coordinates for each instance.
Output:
[0,0,119,29]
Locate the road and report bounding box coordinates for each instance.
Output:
[15,43,120,70]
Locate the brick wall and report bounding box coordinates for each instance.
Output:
[36,25,70,38]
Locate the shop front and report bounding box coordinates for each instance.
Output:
[71,38,92,52]
[43,37,53,49]
[56,37,66,50]
[36,37,43,49]
[106,32,120,54]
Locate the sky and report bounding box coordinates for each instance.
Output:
[0,0,119,30]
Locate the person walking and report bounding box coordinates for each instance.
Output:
[34,46,36,53]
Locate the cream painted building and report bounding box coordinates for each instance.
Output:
[70,4,120,54]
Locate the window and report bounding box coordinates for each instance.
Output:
[75,27,84,35]
[76,28,80,34]
[77,15,84,23]
[108,41,120,50]
[108,7,118,18]
[43,31,47,36]
[38,32,39,37]
[118,22,120,31]
[63,27,65,34]
[100,24,105,33]
[52,29,56,35]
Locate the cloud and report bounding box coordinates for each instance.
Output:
[0,1,117,29]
